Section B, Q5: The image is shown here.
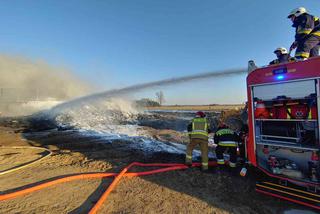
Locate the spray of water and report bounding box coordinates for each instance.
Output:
[52,68,246,112]
[48,68,246,137]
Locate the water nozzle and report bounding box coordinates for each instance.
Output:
[247,60,257,73]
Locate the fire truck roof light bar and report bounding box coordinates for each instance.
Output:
[272,67,287,75]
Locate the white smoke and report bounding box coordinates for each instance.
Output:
[5,100,63,116]
[0,55,92,116]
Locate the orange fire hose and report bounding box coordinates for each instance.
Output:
[88,162,136,214]
[0,173,116,201]
[0,161,217,214]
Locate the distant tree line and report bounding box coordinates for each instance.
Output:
[135,98,160,107]
[135,91,165,107]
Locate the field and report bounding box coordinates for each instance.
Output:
[0,114,310,214]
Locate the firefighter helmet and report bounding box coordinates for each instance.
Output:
[196,111,206,117]
[288,7,307,18]
[274,47,288,55]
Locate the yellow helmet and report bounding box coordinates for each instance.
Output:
[288,7,307,18]
[274,47,288,55]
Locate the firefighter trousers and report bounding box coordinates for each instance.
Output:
[295,35,320,59]
[186,138,208,170]
[215,145,237,167]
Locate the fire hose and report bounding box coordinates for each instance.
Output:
[0,157,217,214]
[0,146,52,176]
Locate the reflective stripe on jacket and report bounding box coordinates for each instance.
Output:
[214,128,239,147]
[293,14,320,41]
[269,55,295,65]
[189,117,209,140]
[218,141,237,147]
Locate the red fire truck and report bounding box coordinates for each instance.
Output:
[246,57,320,209]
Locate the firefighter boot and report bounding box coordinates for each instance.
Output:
[201,162,209,171]
[185,154,192,167]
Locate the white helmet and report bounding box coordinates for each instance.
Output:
[274,47,288,55]
[288,7,307,18]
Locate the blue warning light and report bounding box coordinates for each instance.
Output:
[276,75,285,80]
[272,67,287,81]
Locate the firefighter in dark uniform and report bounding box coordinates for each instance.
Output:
[214,123,240,168]
[288,7,320,59]
[269,47,295,65]
[186,111,211,171]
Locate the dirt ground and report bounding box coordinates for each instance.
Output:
[0,125,312,214]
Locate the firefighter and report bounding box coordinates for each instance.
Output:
[288,7,320,60]
[186,111,211,171]
[269,47,295,65]
[214,123,240,168]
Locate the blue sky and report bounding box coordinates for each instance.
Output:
[0,0,319,104]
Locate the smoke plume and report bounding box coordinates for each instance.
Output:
[0,55,92,116]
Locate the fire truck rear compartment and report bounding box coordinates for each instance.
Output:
[252,79,319,184]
